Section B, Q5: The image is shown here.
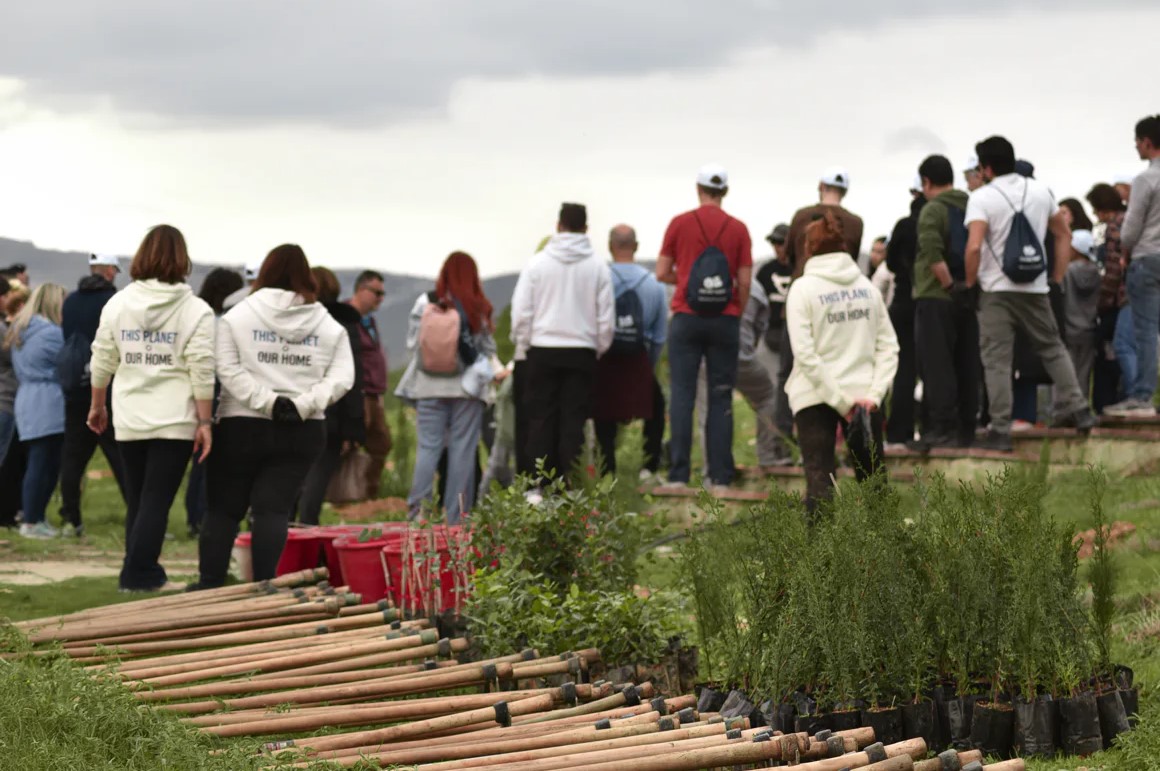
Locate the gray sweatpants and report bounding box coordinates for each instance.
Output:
[977,291,1087,435]
[697,354,782,468]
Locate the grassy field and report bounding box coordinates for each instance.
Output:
[3,392,1160,768]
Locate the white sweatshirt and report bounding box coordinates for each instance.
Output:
[785,252,899,417]
[216,288,355,421]
[510,232,615,356]
[90,279,216,441]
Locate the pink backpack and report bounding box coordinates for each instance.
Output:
[418,297,462,376]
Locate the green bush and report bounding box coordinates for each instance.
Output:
[682,468,1100,708]
[466,473,686,666]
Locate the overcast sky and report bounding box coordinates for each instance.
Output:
[0,1,1156,279]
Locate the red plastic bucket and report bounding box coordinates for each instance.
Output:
[315,525,374,586]
[232,529,326,582]
[333,524,409,602]
[382,526,472,615]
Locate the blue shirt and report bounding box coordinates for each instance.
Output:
[609,262,667,365]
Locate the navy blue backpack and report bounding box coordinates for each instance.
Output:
[609,272,648,356]
[685,214,733,316]
[943,202,969,281]
[992,181,1047,283]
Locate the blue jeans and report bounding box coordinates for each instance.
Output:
[1113,304,1138,401]
[22,434,64,526]
[0,411,15,469]
[408,398,483,525]
[1126,255,1160,402]
[668,313,740,485]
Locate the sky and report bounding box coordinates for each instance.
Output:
[0,1,1156,278]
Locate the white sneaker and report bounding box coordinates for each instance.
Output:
[19,522,59,539]
[1105,399,1157,418]
[1011,420,1034,433]
[883,442,909,453]
[61,523,85,538]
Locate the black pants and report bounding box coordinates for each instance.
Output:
[119,439,192,590]
[775,324,796,449]
[524,347,596,483]
[1092,309,1121,414]
[795,404,885,517]
[914,298,980,445]
[59,396,126,528]
[594,374,666,476]
[512,361,533,478]
[200,418,325,586]
[886,304,918,444]
[296,432,343,526]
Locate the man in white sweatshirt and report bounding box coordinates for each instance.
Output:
[510,203,615,485]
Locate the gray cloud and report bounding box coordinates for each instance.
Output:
[0,0,1148,126]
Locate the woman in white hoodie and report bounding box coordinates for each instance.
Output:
[193,245,354,588]
[89,225,216,591]
[395,251,497,524]
[785,210,900,516]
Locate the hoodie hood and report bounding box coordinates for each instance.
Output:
[803,252,863,285]
[245,288,329,343]
[126,279,196,332]
[542,232,595,264]
[77,274,117,293]
[1069,260,1102,297]
[324,300,362,327]
[933,188,970,210]
[21,314,55,346]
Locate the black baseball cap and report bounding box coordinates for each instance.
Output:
[766,224,789,244]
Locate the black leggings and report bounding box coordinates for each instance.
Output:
[795,404,885,517]
[199,418,324,586]
[119,439,192,590]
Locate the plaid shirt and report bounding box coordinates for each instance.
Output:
[1098,212,1127,311]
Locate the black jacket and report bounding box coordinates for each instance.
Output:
[325,301,367,444]
[60,274,118,400]
[885,196,925,314]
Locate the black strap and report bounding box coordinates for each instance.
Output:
[693,211,732,251]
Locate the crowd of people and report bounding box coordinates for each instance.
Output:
[1,114,1157,582]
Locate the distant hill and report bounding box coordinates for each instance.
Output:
[0,237,519,364]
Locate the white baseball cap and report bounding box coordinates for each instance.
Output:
[820,166,850,190]
[1113,172,1136,186]
[89,253,120,270]
[910,174,923,193]
[1071,229,1096,260]
[964,154,980,172]
[243,260,263,282]
[696,163,729,190]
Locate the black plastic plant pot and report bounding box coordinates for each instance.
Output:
[901,699,939,751]
[719,689,756,720]
[777,701,797,734]
[944,695,984,750]
[1096,689,1131,749]
[1059,692,1103,757]
[968,702,1014,759]
[1114,664,1134,691]
[794,712,827,735]
[1120,687,1140,728]
[827,708,862,732]
[1013,695,1058,758]
[860,706,903,746]
[696,686,726,714]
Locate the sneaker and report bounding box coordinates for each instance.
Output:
[638,469,655,484]
[1104,399,1157,418]
[653,480,689,493]
[61,523,85,539]
[976,430,1014,453]
[883,442,909,453]
[1010,420,1034,433]
[708,484,732,498]
[18,522,59,539]
[1054,409,1098,432]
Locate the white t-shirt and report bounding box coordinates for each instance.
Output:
[965,173,1056,294]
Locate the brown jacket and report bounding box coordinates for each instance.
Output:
[785,203,865,278]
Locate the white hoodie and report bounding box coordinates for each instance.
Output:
[784,252,899,417]
[216,288,355,421]
[510,232,615,356]
[90,279,216,441]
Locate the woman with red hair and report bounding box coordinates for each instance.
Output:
[395,251,497,524]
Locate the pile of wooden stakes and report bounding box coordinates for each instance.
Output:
[10,569,1029,770]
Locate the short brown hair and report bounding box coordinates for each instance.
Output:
[804,209,847,258]
[254,244,317,303]
[311,266,341,304]
[1086,183,1126,214]
[130,225,191,284]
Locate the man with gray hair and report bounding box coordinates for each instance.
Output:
[593,224,667,478]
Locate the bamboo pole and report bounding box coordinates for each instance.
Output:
[912,752,983,771]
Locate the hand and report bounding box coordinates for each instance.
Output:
[193,424,213,462]
[493,369,510,384]
[87,405,108,435]
[846,399,878,421]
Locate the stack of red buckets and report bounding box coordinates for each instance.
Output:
[234,523,472,616]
